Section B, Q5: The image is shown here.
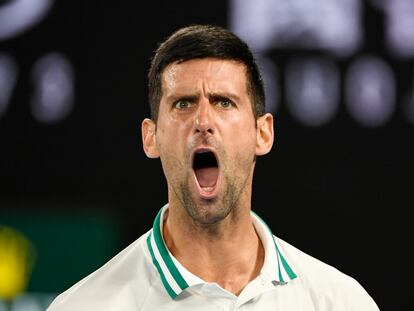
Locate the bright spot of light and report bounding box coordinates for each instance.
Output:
[345,56,396,127]
[285,57,339,126]
[229,0,362,57]
[0,0,54,41]
[371,0,414,59]
[0,53,17,118]
[31,53,75,123]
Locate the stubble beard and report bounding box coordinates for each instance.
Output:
[178,173,237,225]
[177,169,251,226]
[171,137,254,227]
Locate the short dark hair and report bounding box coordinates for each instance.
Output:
[148,24,265,121]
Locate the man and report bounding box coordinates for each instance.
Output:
[47,25,379,310]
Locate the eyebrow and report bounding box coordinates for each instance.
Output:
[166,92,241,103]
[209,92,241,103]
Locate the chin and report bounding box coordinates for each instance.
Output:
[178,182,235,225]
[188,198,233,225]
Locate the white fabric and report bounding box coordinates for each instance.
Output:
[47,207,379,311]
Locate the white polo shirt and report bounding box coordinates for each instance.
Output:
[47,205,379,310]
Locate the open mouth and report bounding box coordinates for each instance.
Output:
[192,149,220,197]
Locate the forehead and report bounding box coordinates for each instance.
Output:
[160,58,249,96]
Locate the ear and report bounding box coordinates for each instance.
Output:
[141,118,160,158]
[255,113,274,156]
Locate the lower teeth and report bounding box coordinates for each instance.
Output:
[202,186,214,192]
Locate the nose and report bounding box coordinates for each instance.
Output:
[195,97,214,135]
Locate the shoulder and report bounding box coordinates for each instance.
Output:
[276,236,379,310]
[47,230,156,311]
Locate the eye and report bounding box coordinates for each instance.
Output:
[174,100,192,109]
[216,99,233,109]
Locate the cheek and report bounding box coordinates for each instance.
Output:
[226,116,256,146]
[224,125,257,169]
[156,116,181,146]
[156,119,189,165]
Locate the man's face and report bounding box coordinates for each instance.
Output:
[149,58,267,224]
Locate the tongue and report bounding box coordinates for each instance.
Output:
[195,167,219,187]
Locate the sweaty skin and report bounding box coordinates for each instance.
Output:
[142,58,274,295]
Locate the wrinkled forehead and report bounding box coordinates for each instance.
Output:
[160,58,249,98]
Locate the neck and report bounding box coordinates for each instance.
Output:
[163,202,264,296]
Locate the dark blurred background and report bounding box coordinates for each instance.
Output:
[0,0,412,309]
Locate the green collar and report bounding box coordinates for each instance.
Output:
[147,205,297,299]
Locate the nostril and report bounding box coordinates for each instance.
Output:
[195,126,213,134]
